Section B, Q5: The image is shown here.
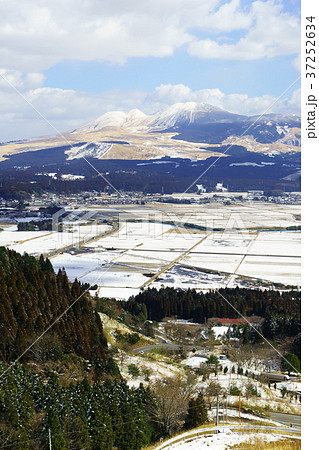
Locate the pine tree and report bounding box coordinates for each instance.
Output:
[184,394,207,430]
[44,408,67,450]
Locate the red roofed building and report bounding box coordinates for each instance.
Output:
[217,318,250,325]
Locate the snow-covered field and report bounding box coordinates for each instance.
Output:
[237,255,300,285]
[1,223,111,255]
[1,202,300,298]
[51,226,300,297]
[163,431,299,449]
[0,226,52,247]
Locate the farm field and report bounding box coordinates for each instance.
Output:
[54,202,300,297]
[2,223,112,256]
[1,202,300,299]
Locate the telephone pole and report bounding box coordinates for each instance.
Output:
[216,393,219,427]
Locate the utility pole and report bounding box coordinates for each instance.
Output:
[49,428,52,450]
[226,394,228,424]
[216,393,219,427]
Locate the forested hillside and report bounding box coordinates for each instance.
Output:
[0,249,301,448]
[0,363,152,449]
[0,248,156,449]
[0,247,107,362]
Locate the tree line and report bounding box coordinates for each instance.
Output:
[17,220,52,231]
[122,286,301,339]
[0,247,107,362]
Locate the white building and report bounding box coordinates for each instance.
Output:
[216,182,227,192]
[196,184,206,194]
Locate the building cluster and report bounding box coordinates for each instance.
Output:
[0,186,301,224]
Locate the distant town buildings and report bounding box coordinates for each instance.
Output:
[216,182,227,192]
[196,184,206,194]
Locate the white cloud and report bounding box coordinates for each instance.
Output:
[188,0,300,60]
[143,83,300,116]
[0,74,300,141]
[0,0,299,71]
[292,54,301,72]
[208,0,253,32]
[0,69,46,92]
[0,0,212,70]
[0,69,149,139]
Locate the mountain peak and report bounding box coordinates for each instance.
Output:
[145,101,238,129]
[75,108,147,133]
[75,102,234,133]
[74,101,300,135]
[163,101,224,113]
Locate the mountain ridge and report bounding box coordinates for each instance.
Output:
[0,101,301,163]
[76,101,288,133]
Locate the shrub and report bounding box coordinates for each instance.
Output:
[230,384,241,396]
[127,333,140,345]
[245,382,260,398]
[281,387,288,398]
[128,364,140,377]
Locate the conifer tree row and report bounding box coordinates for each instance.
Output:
[0,247,107,362]
[122,286,300,338]
[0,363,152,449]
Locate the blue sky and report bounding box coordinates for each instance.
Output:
[44,52,299,98]
[0,0,301,140]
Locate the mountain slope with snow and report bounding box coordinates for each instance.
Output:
[75,102,247,133]
[0,102,301,164]
[75,109,148,133]
[65,141,112,160]
[75,102,300,133]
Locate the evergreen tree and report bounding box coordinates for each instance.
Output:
[44,409,67,450]
[184,394,207,430]
[281,353,301,375]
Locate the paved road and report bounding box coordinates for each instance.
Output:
[139,231,213,289]
[133,343,205,353]
[268,412,301,429]
[45,221,119,259]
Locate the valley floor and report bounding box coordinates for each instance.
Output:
[1,201,300,298]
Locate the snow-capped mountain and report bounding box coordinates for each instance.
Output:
[144,102,244,128]
[75,109,148,133]
[74,102,300,148]
[0,102,301,168]
[75,102,246,134]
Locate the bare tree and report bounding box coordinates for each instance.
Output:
[147,376,193,436]
[25,333,61,362]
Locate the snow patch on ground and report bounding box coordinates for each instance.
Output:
[167,431,296,449]
[229,162,265,167]
[182,356,208,368]
[212,326,229,338]
[65,141,112,159]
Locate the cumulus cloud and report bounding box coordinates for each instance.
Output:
[0,0,213,70]
[207,0,253,32]
[188,0,300,60]
[0,0,299,71]
[142,83,300,116]
[0,71,146,139]
[0,74,300,141]
[0,69,46,92]
[0,0,301,141]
